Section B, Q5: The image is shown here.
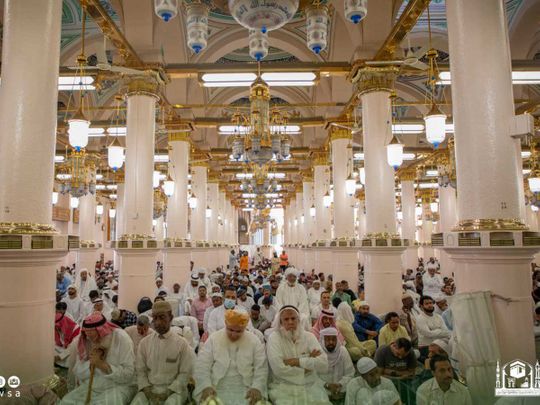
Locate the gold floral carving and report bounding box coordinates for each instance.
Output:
[452,218,528,232]
[354,66,399,95]
[0,222,58,235]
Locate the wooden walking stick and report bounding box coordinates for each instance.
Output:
[85,364,95,405]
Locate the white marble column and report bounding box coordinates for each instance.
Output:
[163,133,191,288]
[437,185,457,276]
[77,190,98,271]
[313,154,333,273]
[445,0,535,363]
[207,177,220,269]
[303,178,315,272]
[116,78,159,311]
[295,188,305,271]
[357,68,404,314]
[0,0,65,386]
[401,177,418,270]
[113,183,125,275]
[190,162,208,269]
[331,130,355,238]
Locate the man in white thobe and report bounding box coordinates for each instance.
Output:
[422,265,444,298]
[416,295,451,358]
[132,301,195,405]
[197,267,212,290]
[307,280,322,311]
[59,313,136,404]
[207,287,250,335]
[74,268,98,302]
[344,357,400,405]
[62,285,85,324]
[125,315,154,354]
[194,309,268,404]
[275,268,309,317]
[267,305,331,405]
[318,327,355,402]
[203,292,223,332]
[417,355,472,405]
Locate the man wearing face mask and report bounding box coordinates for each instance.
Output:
[275,267,309,317]
[194,310,268,404]
[207,287,251,335]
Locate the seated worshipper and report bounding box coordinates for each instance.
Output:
[340,280,358,302]
[62,285,85,324]
[378,312,410,347]
[399,293,419,348]
[125,315,154,354]
[311,291,335,323]
[260,296,277,324]
[308,279,323,310]
[155,277,169,296]
[88,297,113,320]
[132,301,195,405]
[257,283,273,306]
[353,301,383,342]
[344,358,400,405]
[266,305,331,405]
[332,282,353,307]
[194,309,268,404]
[110,308,138,329]
[190,285,213,333]
[75,268,97,302]
[312,309,345,344]
[57,271,71,297]
[248,304,270,333]
[237,287,256,311]
[203,292,223,332]
[54,311,80,367]
[137,297,154,318]
[416,296,450,359]
[336,302,377,360]
[374,338,417,379]
[416,355,472,405]
[197,267,212,290]
[170,317,196,349]
[318,327,355,403]
[422,265,444,298]
[207,287,250,335]
[59,313,136,405]
[434,295,449,315]
[275,267,310,317]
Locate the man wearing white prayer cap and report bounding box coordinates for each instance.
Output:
[344,357,399,405]
[183,272,200,301]
[197,267,212,290]
[275,267,309,317]
[61,284,85,324]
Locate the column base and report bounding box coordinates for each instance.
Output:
[439,230,540,363]
[113,239,161,311]
[163,247,192,289]
[360,237,408,315]
[329,246,360,292]
[0,234,67,384]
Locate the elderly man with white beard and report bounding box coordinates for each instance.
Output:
[194,309,268,404]
[267,305,331,405]
[275,268,309,317]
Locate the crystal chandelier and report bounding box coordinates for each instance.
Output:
[56,152,98,198]
[231,71,292,166]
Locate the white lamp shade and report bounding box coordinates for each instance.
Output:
[397,211,403,220]
[310,206,316,217]
[70,197,79,209]
[300,214,305,224]
[109,208,116,218]
[430,202,439,213]
[415,206,423,217]
[153,171,161,188]
[52,192,59,205]
[345,178,356,196]
[294,218,298,226]
[532,205,539,212]
[323,193,332,208]
[163,179,174,197]
[529,176,540,193]
[424,113,446,147]
[108,144,124,170]
[96,204,104,215]
[206,207,212,218]
[387,143,404,169]
[359,167,366,185]
[189,196,198,209]
[152,219,157,227]
[68,118,90,149]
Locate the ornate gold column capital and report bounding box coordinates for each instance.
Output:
[124,75,160,99]
[398,168,416,182]
[295,183,303,193]
[190,151,209,167]
[353,66,399,95]
[330,126,352,142]
[168,132,191,143]
[208,171,220,183]
[312,150,329,166]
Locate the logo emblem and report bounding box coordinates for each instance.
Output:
[0,376,5,388]
[496,359,540,396]
[7,376,20,389]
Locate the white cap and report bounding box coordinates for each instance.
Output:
[431,339,450,354]
[356,357,377,374]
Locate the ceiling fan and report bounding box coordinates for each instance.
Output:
[330,107,362,134]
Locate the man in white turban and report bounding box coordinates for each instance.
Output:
[267,305,331,404]
[62,285,85,324]
[74,268,97,302]
[197,267,212,290]
[344,357,399,405]
[275,268,309,317]
[318,327,355,403]
[194,309,268,404]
